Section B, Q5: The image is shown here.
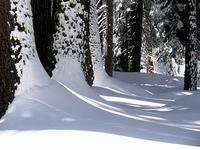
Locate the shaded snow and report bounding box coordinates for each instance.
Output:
[0,71,200,149]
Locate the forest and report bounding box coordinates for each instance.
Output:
[0,0,200,149]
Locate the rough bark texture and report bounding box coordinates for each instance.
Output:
[105,0,113,76]
[184,0,198,90]
[81,0,94,86]
[130,0,143,72]
[143,0,155,73]
[31,0,56,77]
[0,0,19,118]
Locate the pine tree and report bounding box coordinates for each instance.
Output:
[31,0,56,77]
[143,0,157,73]
[155,0,198,90]
[10,0,50,95]
[81,0,94,86]
[90,0,104,72]
[105,0,113,76]
[52,0,94,86]
[184,0,198,90]
[113,0,143,72]
[0,0,19,117]
[114,0,136,72]
[153,0,184,76]
[113,0,127,71]
[129,0,143,72]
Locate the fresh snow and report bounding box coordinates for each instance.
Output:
[0,69,200,149]
[10,0,50,96]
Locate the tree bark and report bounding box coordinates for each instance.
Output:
[31,0,56,77]
[130,0,143,72]
[0,0,19,117]
[184,0,198,90]
[81,0,94,86]
[105,0,113,76]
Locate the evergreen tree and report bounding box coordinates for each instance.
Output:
[113,0,143,72]
[10,0,50,95]
[31,0,56,77]
[52,0,94,86]
[81,0,94,86]
[113,0,134,72]
[105,0,113,76]
[155,0,198,90]
[153,0,185,76]
[142,0,157,73]
[90,0,104,73]
[0,0,19,117]
[130,0,143,72]
[183,0,198,90]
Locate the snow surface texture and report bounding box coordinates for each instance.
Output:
[0,72,200,150]
[10,0,50,96]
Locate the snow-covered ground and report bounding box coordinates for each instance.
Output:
[0,71,200,150]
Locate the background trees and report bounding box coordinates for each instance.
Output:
[153,0,198,90]
[113,0,143,72]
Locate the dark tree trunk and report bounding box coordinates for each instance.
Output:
[197,0,200,59]
[31,0,56,77]
[105,0,113,76]
[184,0,198,90]
[0,0,19,118]
[130,0,143,72]
[81,0,94,86]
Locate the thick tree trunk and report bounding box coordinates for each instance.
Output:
[31,0,56,77]
[105,0,113,76]
[184,0,198,90]
[0,0,19,117]
[81,0,94,86]
[130,0,143,72]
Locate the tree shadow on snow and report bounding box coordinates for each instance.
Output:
[0,80,200,147]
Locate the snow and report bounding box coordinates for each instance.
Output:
[0,70,200,149]
[10,0,50,96]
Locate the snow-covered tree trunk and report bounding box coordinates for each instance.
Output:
[0,0,19,118]
[184,0,198,90]
[31,0,56,77]
[52,0,94,86]
[10,0,50,95]
[142,0,156,73]
[81,0,94,86]
[90,0,104,72]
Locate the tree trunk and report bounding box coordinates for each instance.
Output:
[81,0,94,86]
[0,0,19,117]
[184,0,198,90]
[31,0,56,77]
[105,0,113,76]
[52,0,94,86]
[130,0,143,72]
